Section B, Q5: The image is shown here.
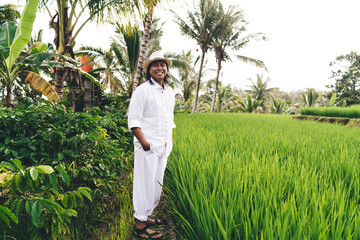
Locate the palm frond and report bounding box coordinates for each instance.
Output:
[236,55,268,71]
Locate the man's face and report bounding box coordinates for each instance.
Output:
[149,60,168,82]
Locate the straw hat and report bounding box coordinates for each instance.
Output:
[143,51,172,72]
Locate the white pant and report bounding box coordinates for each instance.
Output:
[133,147,167,221]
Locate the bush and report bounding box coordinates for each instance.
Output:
[0,101,133,239]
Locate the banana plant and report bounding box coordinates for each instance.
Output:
[0,0,100,107]
[0,0,40,107]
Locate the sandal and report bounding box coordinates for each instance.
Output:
[147,218,162,225]
[134,224,162,239]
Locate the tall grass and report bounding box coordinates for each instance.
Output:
[165,113,360,239]
[301,105,360,118]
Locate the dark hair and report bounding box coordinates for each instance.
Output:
[146,60,170,85]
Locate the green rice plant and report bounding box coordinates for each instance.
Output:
[301,106,360,118]
[165,113,360,239]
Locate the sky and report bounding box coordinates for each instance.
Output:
[4,0,360,92]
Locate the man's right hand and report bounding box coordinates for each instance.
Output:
[142,142,151,151]
[131,127,151,152]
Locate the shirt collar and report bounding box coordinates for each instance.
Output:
[150,77,167,90]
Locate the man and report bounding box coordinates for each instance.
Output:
[128,51,176,239]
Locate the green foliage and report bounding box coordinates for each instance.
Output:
[270,97,285,114]
[246,74,274,110]
[167,113,360,239]
[301,105,360,118]
[174,100,192,113]
[236,95,261,113]
[329,93,337,107]
[0,159,93,239]
[302,88,319,107]
[0,4,21,25]
[6,0,39,70]
[0,101,133,238]
[328,51,360,106]
[0,204,17,227]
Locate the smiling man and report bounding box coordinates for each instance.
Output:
[128,51,176,239]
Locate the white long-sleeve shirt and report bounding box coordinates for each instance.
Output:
[128,79,176,157]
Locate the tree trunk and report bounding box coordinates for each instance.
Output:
[210,61,222,113]
[83,78,92,110]
[53,67,66,100]
[4,85,12,108]
[51,4,75,100]
[132,11,153,94]
[191,51,206,113]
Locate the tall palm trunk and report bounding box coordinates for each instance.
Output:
[192,51,206,113]
[132,11,153,94]
[51,3,76,100]
[83,78,92,110]
[53,67,66,100]
[210,61,222,113]
[5,85,12,108]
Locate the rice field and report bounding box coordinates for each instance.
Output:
[165,113,360,240]
[301,105,360,118]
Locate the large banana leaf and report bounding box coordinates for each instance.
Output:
[0,22,17,60]
[5,0,39,71]
[22,70,60,103]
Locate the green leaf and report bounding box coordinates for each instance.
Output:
[5,0,40,70]
[15,199,23,219]
[38,198,63,212]
[49,173,58,190]
[55,166,70,186]
[15,173,24,193]
[35,165,54,174]
[62,194,69,208]
[58,152,64,160]
[0,205,18,224]
[0,22,17,59]
[29,167,38,181]
[78,187,92,202]
[4,148,10,155]
[0,211,10,227]
[0,161,17,171]
[11,159,23,171]
[31,201,42,227]
[65,209,77,217]
[25,200,31,215]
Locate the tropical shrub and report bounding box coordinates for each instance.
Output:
[0,101,133,238]
[0,159,91,239]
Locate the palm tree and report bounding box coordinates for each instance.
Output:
[0,4,20,24]
[216,83,236,112]
[36,0,145,100]
[236,95,261,113]
[78,18,176,99]
[132,0,175,93]
[171,50,198,103]
[174,0,227,113]
[210,6,267,112]
[302,88,319,107]
[270,97,285,114]
[246,74,274,110]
